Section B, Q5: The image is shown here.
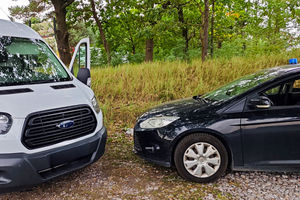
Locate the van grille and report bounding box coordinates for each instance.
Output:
[22,105,97,149]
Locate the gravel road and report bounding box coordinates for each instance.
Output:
[213,172,300,200]
[1,134,300,200]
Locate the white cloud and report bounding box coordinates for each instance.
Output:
[0,0,29,22]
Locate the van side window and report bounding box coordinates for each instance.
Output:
[72,44,87,77]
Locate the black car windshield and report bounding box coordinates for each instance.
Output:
[202,68,281,103]
[0,36,71,86]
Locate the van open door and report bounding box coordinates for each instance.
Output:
[69,38,91,87]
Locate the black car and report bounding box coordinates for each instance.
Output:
[134,64,300,183]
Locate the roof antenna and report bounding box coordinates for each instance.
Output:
[0,7,15,22]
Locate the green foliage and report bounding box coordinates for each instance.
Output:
[9,0,300,65]
[9,0,48,21]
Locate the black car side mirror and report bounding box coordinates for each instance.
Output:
[77,68,91,87]
[249,96,272,109]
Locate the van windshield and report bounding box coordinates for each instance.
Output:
[0,36,71,86]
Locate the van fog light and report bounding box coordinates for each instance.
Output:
[0,114,12,135]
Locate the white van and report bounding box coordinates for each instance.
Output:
[0,19,106,192]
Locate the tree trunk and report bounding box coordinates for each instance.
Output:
[210,0,215,57]
[132,43,136,55]
[178,6,189,60]
[217,41,222,49]
[51,0,73,65]
[200,0,209,62]
[145,38,154,62]
[128,33,136,55]
[90,0,111,65]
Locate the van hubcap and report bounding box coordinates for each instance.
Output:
[183,142,221,178]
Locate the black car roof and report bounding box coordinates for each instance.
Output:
[268,65,300,77]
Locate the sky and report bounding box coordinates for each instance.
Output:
[0,0,29,22]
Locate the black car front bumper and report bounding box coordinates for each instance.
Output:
[133,128,172,167]
[0,126,107,193]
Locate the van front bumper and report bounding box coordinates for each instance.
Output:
[0,126,107,193]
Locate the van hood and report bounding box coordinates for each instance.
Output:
[0,80,94,118]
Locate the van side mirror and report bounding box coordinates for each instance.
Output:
[77,68,91,87]
[249,96,272,109]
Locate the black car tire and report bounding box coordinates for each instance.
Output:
[174,133,228,183]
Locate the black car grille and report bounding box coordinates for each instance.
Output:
[22,105,97,149]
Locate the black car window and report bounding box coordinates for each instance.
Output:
[292,80,300,93]
[261,78,300,107]
[265,85,280,95]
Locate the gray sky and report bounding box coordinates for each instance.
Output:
[0,0,29,21]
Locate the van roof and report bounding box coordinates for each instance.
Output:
[0,19,42,40]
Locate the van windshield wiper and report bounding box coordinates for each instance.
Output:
[0,77,71,87]
[29,79,56,84]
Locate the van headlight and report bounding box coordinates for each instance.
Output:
[91,96,101,113]
[140,116,179,129]
[0,113,12,135]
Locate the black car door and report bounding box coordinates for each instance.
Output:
[241,78,300,167]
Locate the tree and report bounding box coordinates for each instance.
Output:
[9,0,74,65]
[9,0,47,21]
[51,0,74,65]
[168,0,195,61]
[89,0,111,65]
[210,0,215,57]
[199,0,209,61]
[141,0,157,62]
[11,0,299,65]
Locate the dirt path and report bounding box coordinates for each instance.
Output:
[1,132,300,200]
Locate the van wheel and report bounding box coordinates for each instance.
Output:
[174,133,228,183]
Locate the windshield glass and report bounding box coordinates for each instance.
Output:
[202,68,281,103]
[0,36,71,86]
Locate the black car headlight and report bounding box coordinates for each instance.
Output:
[140,116,179,129]
[91,96,101,114]
[0,113,12,135]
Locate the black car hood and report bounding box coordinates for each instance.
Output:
[141,97,212,119]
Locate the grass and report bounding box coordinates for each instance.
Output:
[92,50,300,131]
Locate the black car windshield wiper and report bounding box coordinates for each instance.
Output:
[193,95,208,103]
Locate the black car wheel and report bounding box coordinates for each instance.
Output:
[174,133,228,183]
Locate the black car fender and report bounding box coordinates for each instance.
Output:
[169,127,234,168]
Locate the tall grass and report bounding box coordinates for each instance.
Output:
[91,50,300,129]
